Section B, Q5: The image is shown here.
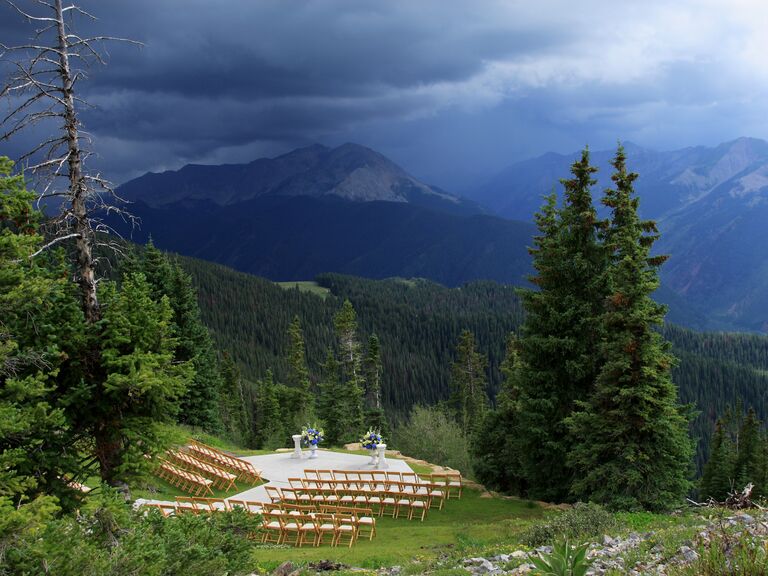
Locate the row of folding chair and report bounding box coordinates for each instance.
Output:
[429,472,463,499]
[167,450,238,491]
[292,477,445,510]
[305,468,463,499]
[261,511,357,548]
[142,497,263,517]
[267,483,431,520]
[305,469,421,484]
[187,439,263,483]
[262,502,377,540]
[156,461,213,496]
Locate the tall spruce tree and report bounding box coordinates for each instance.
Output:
[699,419,735,501]
[252,370,282,448]
[363,334,387,433]
[566,146,692,511]
[218,352,250,445]
[515,148,607,502]
[734,408,761,492]
[472,333,526,494]
[140,245,222,431]
[317,348,341,443]
[0,158,82,509]
[287,315,313,426]
[332,300,364,443]
[449,329,488,437]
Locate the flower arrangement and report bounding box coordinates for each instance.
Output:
[301,425,324,447]
[360,428,383,450]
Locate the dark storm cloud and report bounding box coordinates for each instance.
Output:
[1,0,766,186]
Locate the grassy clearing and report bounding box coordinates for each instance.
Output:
[250,487,544,571]
[276,281,331,299]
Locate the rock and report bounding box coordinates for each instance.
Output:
[602,534,614,546]
[535,545,553,554]
[511,550,528,559]
[678,546,699,563]
[740,513,755,524]
[474,559,496,574]
[272,561,295,576]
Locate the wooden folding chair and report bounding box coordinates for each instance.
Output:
[314,513,337,547]
[446,472,463,498]
[261,512,284,544]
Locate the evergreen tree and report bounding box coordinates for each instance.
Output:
[449,329,488,437]
[733,407,761,492]
[332,300,364,443]
[287,315,313,425]
[219,352,250,445]
[95,273,193,483]
[0,157,82,508]
[363,334,388,433]
[566,146,692,511]
[139,246,222,432]
[252,369,282,448]
[317,348,341,443]
[699,419,735,501]
[472,333,526,493]
[167,262,222,431]
[515,148,607,502]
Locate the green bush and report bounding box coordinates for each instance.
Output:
[522,503,617,547]
[3,488,261,575]
[393,405,472,475]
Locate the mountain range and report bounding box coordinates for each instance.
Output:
[117,138,768,332]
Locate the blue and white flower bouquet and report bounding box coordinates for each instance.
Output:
[360,428,383,450]
[301,425,324,447]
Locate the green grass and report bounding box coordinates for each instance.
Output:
[276,281,331,299]
[249,487,544,570]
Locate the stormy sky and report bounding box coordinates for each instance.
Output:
[1,0,767,190]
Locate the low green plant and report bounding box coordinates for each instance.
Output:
[522,502,617,547]
[530,540,591,576]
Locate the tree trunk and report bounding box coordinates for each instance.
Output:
[54,0,100,323]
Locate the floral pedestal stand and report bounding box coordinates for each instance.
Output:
[291,434,303,459]
[375,443,388,470]
[309,444,318,459]
[368,448,379,466]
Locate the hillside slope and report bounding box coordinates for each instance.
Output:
[173,257,768,469]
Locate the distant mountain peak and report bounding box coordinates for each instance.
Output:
[118,142,482,216]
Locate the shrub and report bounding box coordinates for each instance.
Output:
[4,487,261,575]
[522,502,617,547]
[393,405,472,475]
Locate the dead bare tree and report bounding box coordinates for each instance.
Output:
[0,0,140,323]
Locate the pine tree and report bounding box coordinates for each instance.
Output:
[138,247,222,431]
[0,157,81,508]
[734,407,761,492]
[699,420,735,501]
[363,334,388,433]
[218,352,250,445]
[471,333,526,494]
[252,370,282,448]
[449,329,488,437]
[515,148,607,502]
[96,273,193,483]
[332,300,364,443]
[317,348,341,443]
[287,315,313,425]
[566,146,693,511]
[167,262,222,431]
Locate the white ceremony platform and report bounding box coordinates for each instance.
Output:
[232,449,414,503]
